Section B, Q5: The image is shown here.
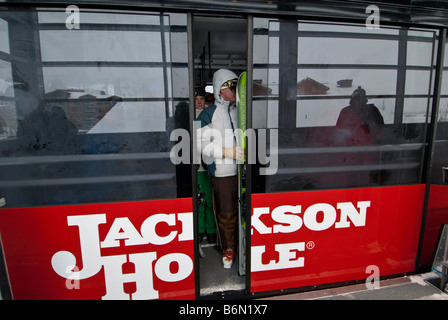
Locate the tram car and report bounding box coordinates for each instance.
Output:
[0,0,448,300]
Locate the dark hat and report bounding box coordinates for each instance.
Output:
[195,87,206,97]
[350,86,367,105]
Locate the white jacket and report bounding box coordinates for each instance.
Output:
[196,69,239,177]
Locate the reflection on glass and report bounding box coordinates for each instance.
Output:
[253,18,435,192]
[0,9,190,207]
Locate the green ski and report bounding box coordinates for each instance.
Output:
[236,71,247,276]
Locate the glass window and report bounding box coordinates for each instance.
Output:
[430,39,448,184]
[40,30,164,62]
[0,8,191,207]
[252,18,436,192]
[0,18,9,54]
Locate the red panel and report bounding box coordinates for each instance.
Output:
[250,185,425,293]
[420,185,448,266]
[0,198,194,300]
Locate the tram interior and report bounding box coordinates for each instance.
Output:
[192,15,247,296]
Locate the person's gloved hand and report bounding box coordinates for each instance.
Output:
[222,146,244,161]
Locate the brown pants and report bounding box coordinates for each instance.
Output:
[211,175,238,250]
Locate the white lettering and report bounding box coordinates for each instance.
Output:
[251,242,305,272]
[251,201,370,235]
[251,201,371,272]
[272,205,302,234]
[52,214,105,280]
[303,203,336,231]
[101,217,146,248]
[154,253,193,282]
[177,212,193,241]
[180,304,213,317]
[140,213,178,245]
[102,252,159,300]
[52,210,195,300]
[335,201,370,228]
[251,207,272,235]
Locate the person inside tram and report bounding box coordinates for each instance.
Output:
[196,69,243,269]
[336,86,384,144]
[335,85,386,184]
[205,92,215,107]
[195,86,217,248]
[195,86,206,117]
[16,88,78,155]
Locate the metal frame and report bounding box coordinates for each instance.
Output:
[191,13,255,298]
[245,14,253,293]
[186,11,200,299]
[2,1,448,28]
[0,0,447,300]
[416,28,447,272]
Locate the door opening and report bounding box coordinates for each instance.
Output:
[192,14,247,296]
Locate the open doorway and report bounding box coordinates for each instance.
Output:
[192,14,247,296]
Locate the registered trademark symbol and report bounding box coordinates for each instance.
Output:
[306,241,315,250]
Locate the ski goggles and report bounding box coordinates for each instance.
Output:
[220,79,237,93]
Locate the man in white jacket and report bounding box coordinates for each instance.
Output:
[196,69,244,269]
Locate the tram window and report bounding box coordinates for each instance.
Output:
[297,37,398,66]
[429,41,448,184]
[440,99,448,122]
[40,31,164,62]
[440,47,448,124]
[0,18,8,53]
[252,17,437,192]
[0,9,191,207]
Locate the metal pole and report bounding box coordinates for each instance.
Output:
[416,28,447,272]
